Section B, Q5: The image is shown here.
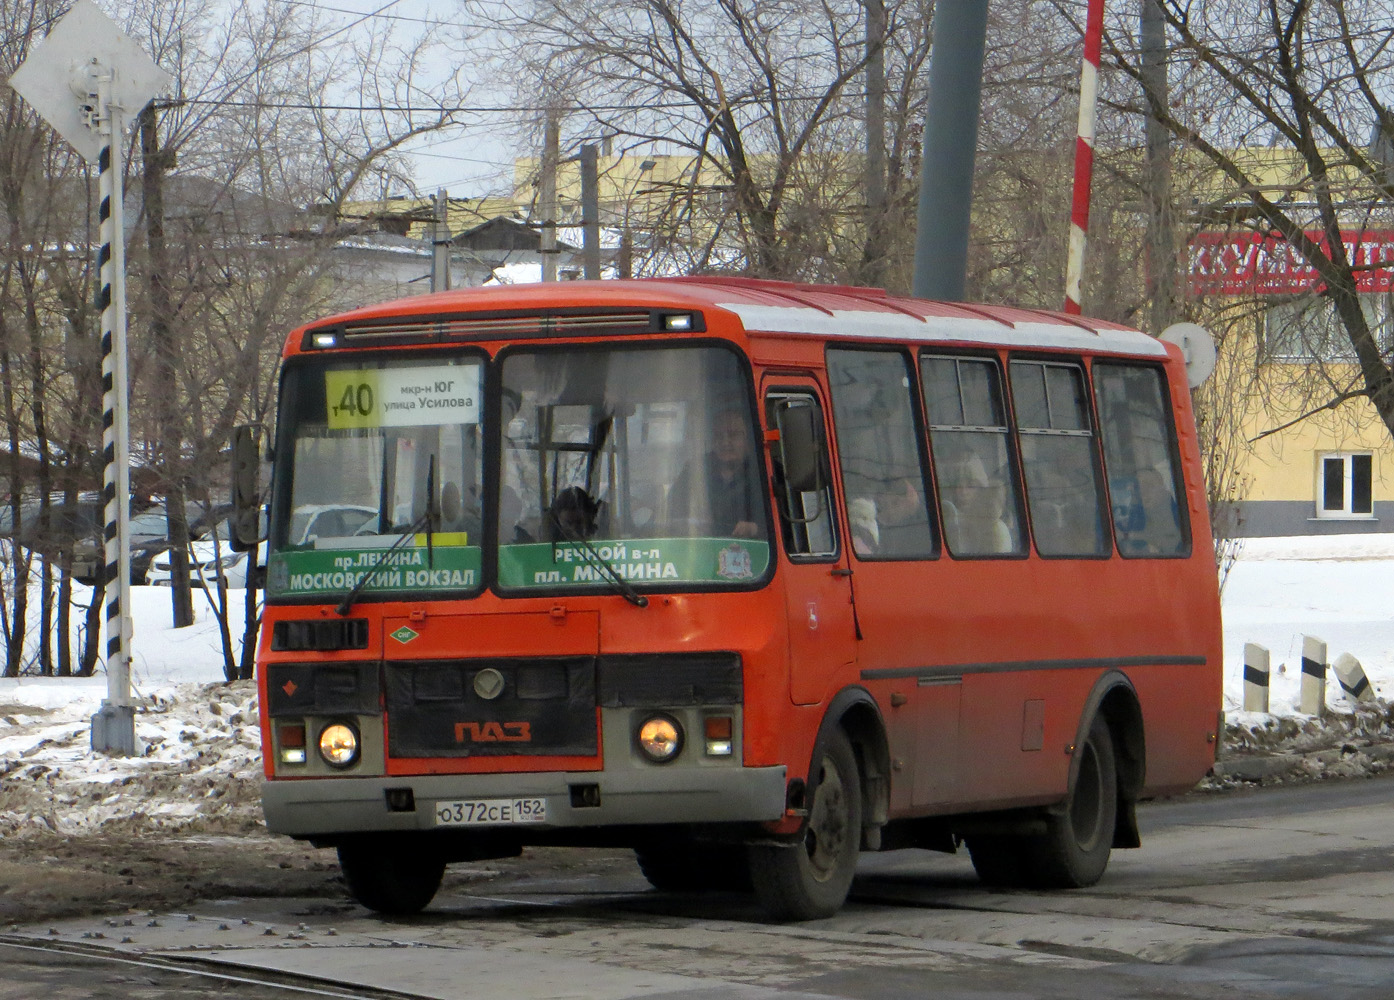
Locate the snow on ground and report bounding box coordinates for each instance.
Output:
[1,535,1392,839]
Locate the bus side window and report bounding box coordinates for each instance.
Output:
[1093,363,1189,557]
[920,355,1026,558]
[1009,360,1109,557]
[827,348,936,559]
[766,392,838,558]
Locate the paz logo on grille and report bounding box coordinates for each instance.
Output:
[455,721,531,743]
[473,668,505,700]
[390,625,419,644]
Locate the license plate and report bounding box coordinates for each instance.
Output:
[433,797,547,827]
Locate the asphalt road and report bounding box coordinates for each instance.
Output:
[8,774,1394,1000]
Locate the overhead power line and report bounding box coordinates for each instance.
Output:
[167,90,879,115]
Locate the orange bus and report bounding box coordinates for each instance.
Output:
[242,277,1222,921]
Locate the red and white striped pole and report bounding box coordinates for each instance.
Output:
[1064,0,1105,315]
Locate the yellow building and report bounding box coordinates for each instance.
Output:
[1190,224,1394,536]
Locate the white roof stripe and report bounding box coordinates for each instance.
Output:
[715,303,1169,358]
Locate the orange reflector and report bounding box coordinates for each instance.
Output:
[704,716,732,740]
[279,724,306,748]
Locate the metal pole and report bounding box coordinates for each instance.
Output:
[580,144,601,280]
[1064,0,1106,315]
[541,113,559,282]
[431,187,450,292]
[92,70,136,755]
[862,0,888,288]
[912,0,990,301]
[1141,0,1177,332]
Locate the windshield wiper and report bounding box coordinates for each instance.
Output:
[551,504,648,609]
[335,457,435,616]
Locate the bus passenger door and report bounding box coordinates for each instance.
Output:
[764,383,857,706]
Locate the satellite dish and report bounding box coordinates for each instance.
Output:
[1160,322,1217,388]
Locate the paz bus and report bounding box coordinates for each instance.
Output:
[236,277,1222,921]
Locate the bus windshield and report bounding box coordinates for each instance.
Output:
[267,353,486,601]
[265,344,771,601]
[496,343,770,591]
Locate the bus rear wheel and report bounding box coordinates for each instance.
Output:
[748,728,861,921]
[1028,715,1117,888]
[337,837,446,915]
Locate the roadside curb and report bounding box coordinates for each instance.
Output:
[1213,742,1394,782]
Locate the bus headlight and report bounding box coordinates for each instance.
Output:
[318,721,360,768]
[636,714,683,763]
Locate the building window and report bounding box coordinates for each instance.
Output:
[1317,452,1374,518]
[1264,293,1393,362]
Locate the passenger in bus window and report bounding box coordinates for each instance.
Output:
[850,478,930,557]
[940,452,1014,555]
[438,481,471,539]
[849,497,880,555]
[1029,450,1105,556]
[668,407,766,539]
[547,486,602,541]
[1123,468,1183,555]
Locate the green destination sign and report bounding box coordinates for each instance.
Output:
[497,538,769,589]
[268,545,482,597]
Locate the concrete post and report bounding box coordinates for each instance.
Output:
[1300,635,1327,717]
[1242,643,1269,713]
[1333,652,1376,705]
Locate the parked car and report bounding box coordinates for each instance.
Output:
[147,527,261,589]
[148,504,371,590]
[1,496,110,584]
[123,503,231,585]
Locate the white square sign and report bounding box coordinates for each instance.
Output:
[7,0,173,162]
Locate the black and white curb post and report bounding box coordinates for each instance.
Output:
[7,0,171,755]
[1333,652,1376,706]
[1300,635,1327,717]
[1242,642,1269,713]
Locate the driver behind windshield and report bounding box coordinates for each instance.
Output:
[668,407,767,539]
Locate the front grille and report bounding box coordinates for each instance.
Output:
[597,652,743,707]
[272,618,370,652]
[266,661,380,717]
[385,657,597,758]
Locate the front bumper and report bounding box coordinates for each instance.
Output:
[262,764,788,837]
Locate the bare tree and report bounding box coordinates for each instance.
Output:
[1107,0,1394,442]
[484,0,915,279]
[3,0,472,679]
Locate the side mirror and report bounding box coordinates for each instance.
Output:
[230,424,263,552]
[776,402,823,494]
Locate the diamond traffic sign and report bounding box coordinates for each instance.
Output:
[7,0,172,162]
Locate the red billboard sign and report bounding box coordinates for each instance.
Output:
[1188,230,1394,295]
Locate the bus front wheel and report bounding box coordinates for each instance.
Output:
[1029,714,1117,888]
[337,837,446,915]
[748,728,862,921]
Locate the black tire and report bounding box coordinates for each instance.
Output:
[1027,715,1117,888]
[635,844,752,893]
[337,838,446,915]
[749,728,862,921]
[966,835,1029,888]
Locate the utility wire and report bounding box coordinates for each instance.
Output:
[278,0,448,26]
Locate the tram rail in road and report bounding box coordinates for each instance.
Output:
[5,775,1394,1000]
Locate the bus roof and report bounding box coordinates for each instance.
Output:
[289,277,1168,360]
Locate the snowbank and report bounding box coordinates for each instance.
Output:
[2,535,1392,838]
